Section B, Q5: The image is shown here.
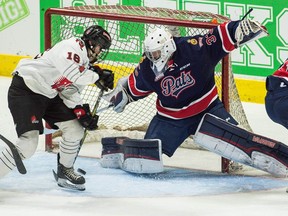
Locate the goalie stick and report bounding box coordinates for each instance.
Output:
[241,8,253,20]
[0,134,26,174]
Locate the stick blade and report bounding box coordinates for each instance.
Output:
[0,135,27,174]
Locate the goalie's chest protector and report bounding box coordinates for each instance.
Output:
[131,34,228,119]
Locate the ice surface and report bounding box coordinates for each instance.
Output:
[1,76,288,216]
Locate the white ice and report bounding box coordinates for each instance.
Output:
[1,76,288,216]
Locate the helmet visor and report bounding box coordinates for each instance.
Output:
[146,50,161,62]
[91,35,111,51]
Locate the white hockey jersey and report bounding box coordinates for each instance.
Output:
[14,37,99,108]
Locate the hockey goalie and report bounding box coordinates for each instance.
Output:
[99,15,288,176]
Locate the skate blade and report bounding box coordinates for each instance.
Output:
[57,177,85,191]
[52,169,85,191]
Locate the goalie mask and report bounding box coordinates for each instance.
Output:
[82,25,112,64]
[144,28,176,78]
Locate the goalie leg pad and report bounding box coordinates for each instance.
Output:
[193,113,288,177]
[122,139,163,174]
[100,137,127,169]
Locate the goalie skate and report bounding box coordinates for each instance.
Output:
[53,163,85,191]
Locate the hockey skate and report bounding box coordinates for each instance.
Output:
[53,154,85,191]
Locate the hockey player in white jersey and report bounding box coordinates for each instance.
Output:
[0,25,114,191]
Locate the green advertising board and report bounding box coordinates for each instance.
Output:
[39,0,288,77]
[0,0,30,31]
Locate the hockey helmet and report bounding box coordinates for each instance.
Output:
[82,25,112,63]
[144,28,176,76]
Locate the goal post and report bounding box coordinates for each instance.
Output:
[44,5,252,173]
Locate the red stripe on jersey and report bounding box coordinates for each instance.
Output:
[218,22,235,53]
[156,86,218,119]
[128,73,152,97]
[273,59,288,78]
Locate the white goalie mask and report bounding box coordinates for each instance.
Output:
[144,28,176,77]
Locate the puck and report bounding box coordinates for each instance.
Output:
[77,168,86,175]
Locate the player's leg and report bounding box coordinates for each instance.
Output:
[145,114,193,157]
[118,114,190,173]
[121,138,163,173]
[100,136,163,173]
[100,137,126,169]
[194,113,288,177]
[0,131,39,178]
[54,119,85,189]
[0,74,43,178]
[208,99,238,125]
[46,96,85,190]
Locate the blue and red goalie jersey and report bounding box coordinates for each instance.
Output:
[126,21,240,120]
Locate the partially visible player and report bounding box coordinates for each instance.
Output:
[265,58,288,191]
[265,58,288,129]
[0,25,114,191]
[100,17,288,177]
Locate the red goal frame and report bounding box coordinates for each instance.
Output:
[44,5,231,173]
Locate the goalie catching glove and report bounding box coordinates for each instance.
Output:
[73,104,98,130]
[90,65,114,91]
[234,19,269,48]
[102,76,134,113]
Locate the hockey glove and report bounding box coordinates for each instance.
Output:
[234,19,268,47]
[73,104,98,130]
[90,65,114,91]
[102,77,133,113]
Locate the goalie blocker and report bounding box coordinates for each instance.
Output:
[100,137,163,174]
[193,113,288,177]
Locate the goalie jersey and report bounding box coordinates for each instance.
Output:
[13,37,99,108]
[265,58,288,128]
[266,59,288,95]
[126,21,240,120]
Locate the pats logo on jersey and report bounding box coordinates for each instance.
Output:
[161,70,195,98]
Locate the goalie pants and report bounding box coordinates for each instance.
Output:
[8,74,77,137]
[144,98,237,157]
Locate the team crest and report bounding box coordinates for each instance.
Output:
[188,39,198,45]
[31,115,39,124]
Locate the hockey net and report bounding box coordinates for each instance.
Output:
[44,5,252,173]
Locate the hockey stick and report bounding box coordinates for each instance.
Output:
[95,103,113,113]
[52,86,106,180]
[78,86,106,153]
[0,134,27,174]
[241,8,253,20]
[75,87,106,175]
